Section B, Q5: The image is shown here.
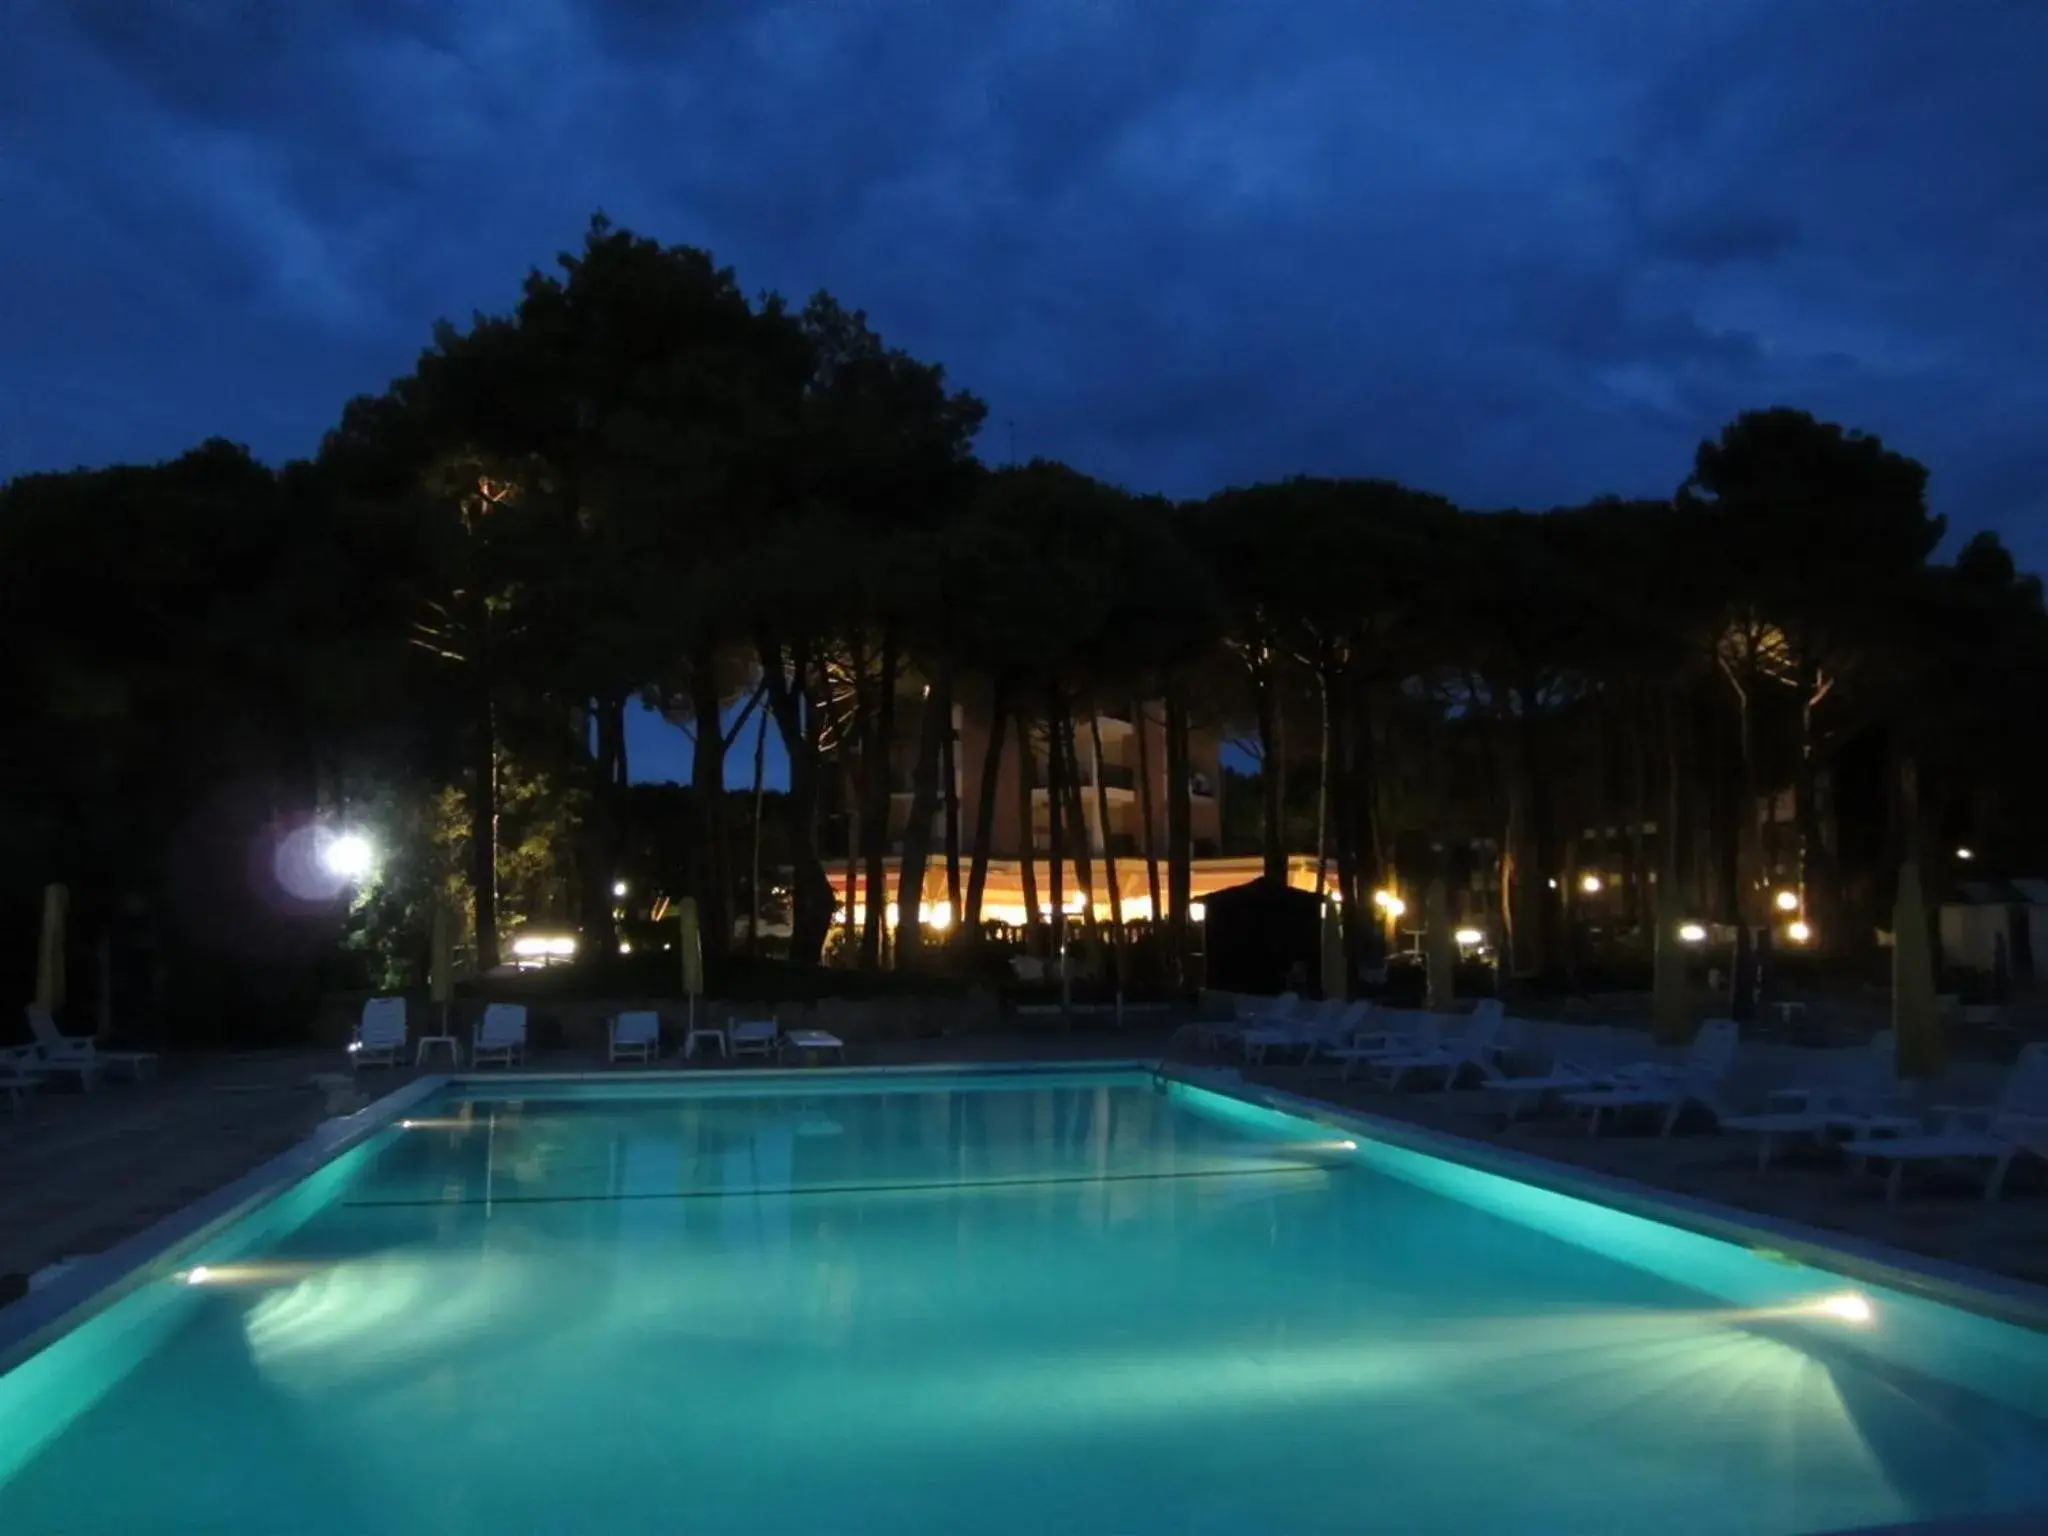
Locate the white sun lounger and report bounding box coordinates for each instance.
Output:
[471,1003,528,1067]
[7,1038,103,1092]
[26,1006,156,1082]
[1562,1019,1742,1136]
[1720,1031,1915,1169]
[1840,1044,2048,1201]
[1242,999,1349,1064]
[2,1050,40,1108]
[781,1028,845,1063]
[1328,1011,1439,1080]
[349,997,408,1069]
[1366,1002,1507,1090]
[1191,992,1303,1055]
[609,1010,661,1064]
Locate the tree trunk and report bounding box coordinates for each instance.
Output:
[1044,705,1065,964]
[1794,663,1840,950]
[938,668,962,932]
[470,689,499,971]
[893,680,946,969]
[759,630,835,965]
[1254,660,1287,884]
[1133,696,1164,927]
[581,693,625,960]
[1313,664,1332,897]
[1165,684,1194,990]
[964,679,1009,929]
[687,649,732,964]
[857,629,901,970]
[747,701,769,955]
[1014,707,1041,942]
[1629,706,1650,933]
[1089,710,1126,935]
[1327,667,1363,974]
[1059,704,1099,939]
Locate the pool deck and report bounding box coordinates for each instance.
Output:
[3,1029,2046,1301]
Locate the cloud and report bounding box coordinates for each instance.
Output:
[2,0,2045,564]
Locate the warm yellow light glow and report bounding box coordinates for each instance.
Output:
[1372,889,1406,919]
[1775,890,1800,913]
[924,901,953,931]
[1580,873,1603,894]
[1786,920,1813,945]
[1811,1292,1874,1326]
[1188,901,1207,923]
[1454,927,1484,946]
[510,934,578,959]
[1678,923,1708,944]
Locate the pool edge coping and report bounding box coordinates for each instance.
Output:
[1164,1066,2048,1332]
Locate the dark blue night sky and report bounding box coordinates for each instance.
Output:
[6,2,2046,785]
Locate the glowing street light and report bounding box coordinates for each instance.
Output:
[1786,920,1813,945]
[1774,890,1800,913]
[320,832,374,881]
[1678,923,1708,944]
[1454,927,1484,947]
[1372,889,1407,919]
[1579,873,1603,895]
[612,879,629,898]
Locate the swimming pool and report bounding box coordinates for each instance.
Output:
[3,1064,2046,1534]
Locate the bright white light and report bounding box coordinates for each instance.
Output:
[1188,901,1207,923]
[618,941,633,954]
[612,880,628,897]
[1812,1292,1874,1326]
[1580,873,1603,895]
[1787,920,1813,945]
[923,901,953,931]
[1678,923,1708,944]
[1454,927,1484,947]
[1775,890,1800,913]
[1372,889,1406,918]
[1546,877,1559,890]
[1956,847,1974,861]
[321,833,373,880]
[511,934,578,959]
[186,1266,215,1286]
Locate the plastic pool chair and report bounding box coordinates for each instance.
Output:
[1366,1001,1508,1090]
[1840,1043,2048,1202]
[2,1050,38,1108]
[1720,1031,1914,1170]
[730,1016,781,1062]
[1562,1019,1742,1136]
[1328,1010,1438,1080]
[1187,993,1301,1056]
[471,1003,528,1068]
[609,1009,662,1064]
[26,1005,156,1082]
[1242,998,1342,1064]
[349,997,408,1069]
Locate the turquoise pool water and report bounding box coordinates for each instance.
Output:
[4,1067,2047,1534]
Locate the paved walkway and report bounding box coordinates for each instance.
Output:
[3,1029,2044,1304]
